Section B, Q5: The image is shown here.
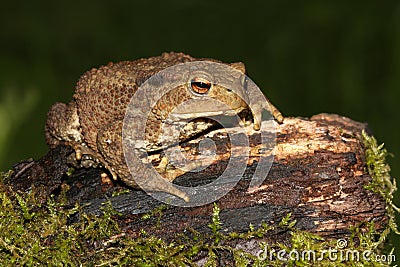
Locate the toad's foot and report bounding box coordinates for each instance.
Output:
[155,156,203,182]
[139,173,190,202]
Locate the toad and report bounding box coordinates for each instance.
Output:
[45,52,283,201]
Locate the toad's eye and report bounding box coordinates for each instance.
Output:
[190,77,212,94]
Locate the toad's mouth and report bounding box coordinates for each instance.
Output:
[168,98,248,120]
[170,107,247,120]
[170,107,246,120]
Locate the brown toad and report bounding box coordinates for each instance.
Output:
[45,52,283,201]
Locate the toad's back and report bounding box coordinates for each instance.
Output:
[74,52,196,150]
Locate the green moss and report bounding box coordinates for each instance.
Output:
[0,171,202,266]
[361,131,400,245]
[1,131,398,267]
[203,212,397,267]
[0,186,395,266]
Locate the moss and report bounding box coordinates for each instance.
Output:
[0,131,398,266]
[0,171,201,266]
[361,131,400,245]
[0,185,396,266]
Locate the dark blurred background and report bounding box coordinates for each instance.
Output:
[1,0,399,258]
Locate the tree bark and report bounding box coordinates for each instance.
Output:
[5,113,387,243]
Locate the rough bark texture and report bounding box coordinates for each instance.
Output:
[4,113,387,244]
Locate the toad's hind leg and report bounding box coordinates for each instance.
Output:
[138,167,190,202]
[97,121,189,202]
[123,154,190,202]
[155,156,202,182]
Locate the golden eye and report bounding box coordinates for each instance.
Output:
[190,77,212,94]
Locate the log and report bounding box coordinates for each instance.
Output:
[4,113,387,244]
